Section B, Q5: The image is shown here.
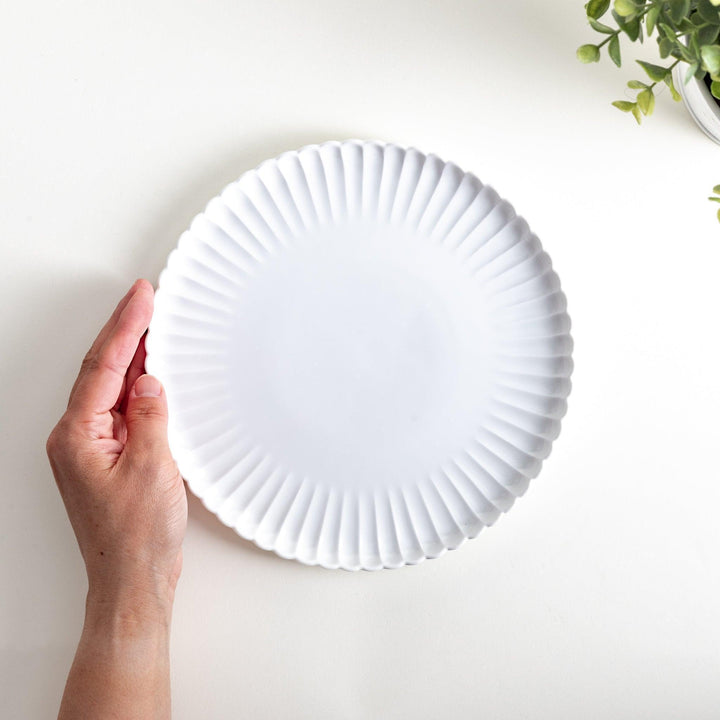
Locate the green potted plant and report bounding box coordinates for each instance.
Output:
[577,0,720,219]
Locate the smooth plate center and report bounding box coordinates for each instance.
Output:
[228,223,495,489]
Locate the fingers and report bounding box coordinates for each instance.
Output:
[68,279,151,409]
[116,334,147,413]
[124,374,172,459]
[89,279,145,358]
[68,280,155,417]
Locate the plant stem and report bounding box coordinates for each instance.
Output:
[597,31,620,49]
[648,59,681,91]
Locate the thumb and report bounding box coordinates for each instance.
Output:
[125,374,171,456]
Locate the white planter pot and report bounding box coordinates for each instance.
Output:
[672,65,720,144]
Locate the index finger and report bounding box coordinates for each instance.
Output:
[68,280,155,417]
[67,279,147,408]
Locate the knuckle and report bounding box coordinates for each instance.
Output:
[46,418,67,457]
[45,428,58,457]
[80,352,100,373]
[80,350,124,378]
[46,414,81,459]
[128,401,166,421]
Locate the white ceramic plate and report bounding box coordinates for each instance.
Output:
[146,140,573,571]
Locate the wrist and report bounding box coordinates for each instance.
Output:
[84,582,173,639]
[70,585,172,709]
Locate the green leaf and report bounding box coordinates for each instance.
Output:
[637,59,668,80]
[631,104,643,123]
[627,79,648,88]
[646,5,660,34]
[708,196,720,202]
[659,37,674,57]
[685,61,700,83]
[589,17,615,33]
[664,74,682,100]
[716,207,720,222]
[613,10,642,40]
[659,23,677,41]
[669,0,691,23]
[698,0,720,24]
[712,80,720,97]
[608,34,622,65]
[637,88,656,114]
[713,184,720,193]
[586,0,612,18]
[676,42,696,62]
[701,44,720,74]
[614,0,638,17]
[612,100,636,111]
[691,32,702,59]
[698,24,720,45]
[577,43,601,62]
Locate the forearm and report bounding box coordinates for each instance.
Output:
[58,591,172,720]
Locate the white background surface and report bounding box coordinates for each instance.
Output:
[2,1,719,718]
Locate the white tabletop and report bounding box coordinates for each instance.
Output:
[2,1,719,718]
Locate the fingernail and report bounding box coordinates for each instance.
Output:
[134,374,162,397]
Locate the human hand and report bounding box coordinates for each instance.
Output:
[47,279,186,719]
[47,279,187,620]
